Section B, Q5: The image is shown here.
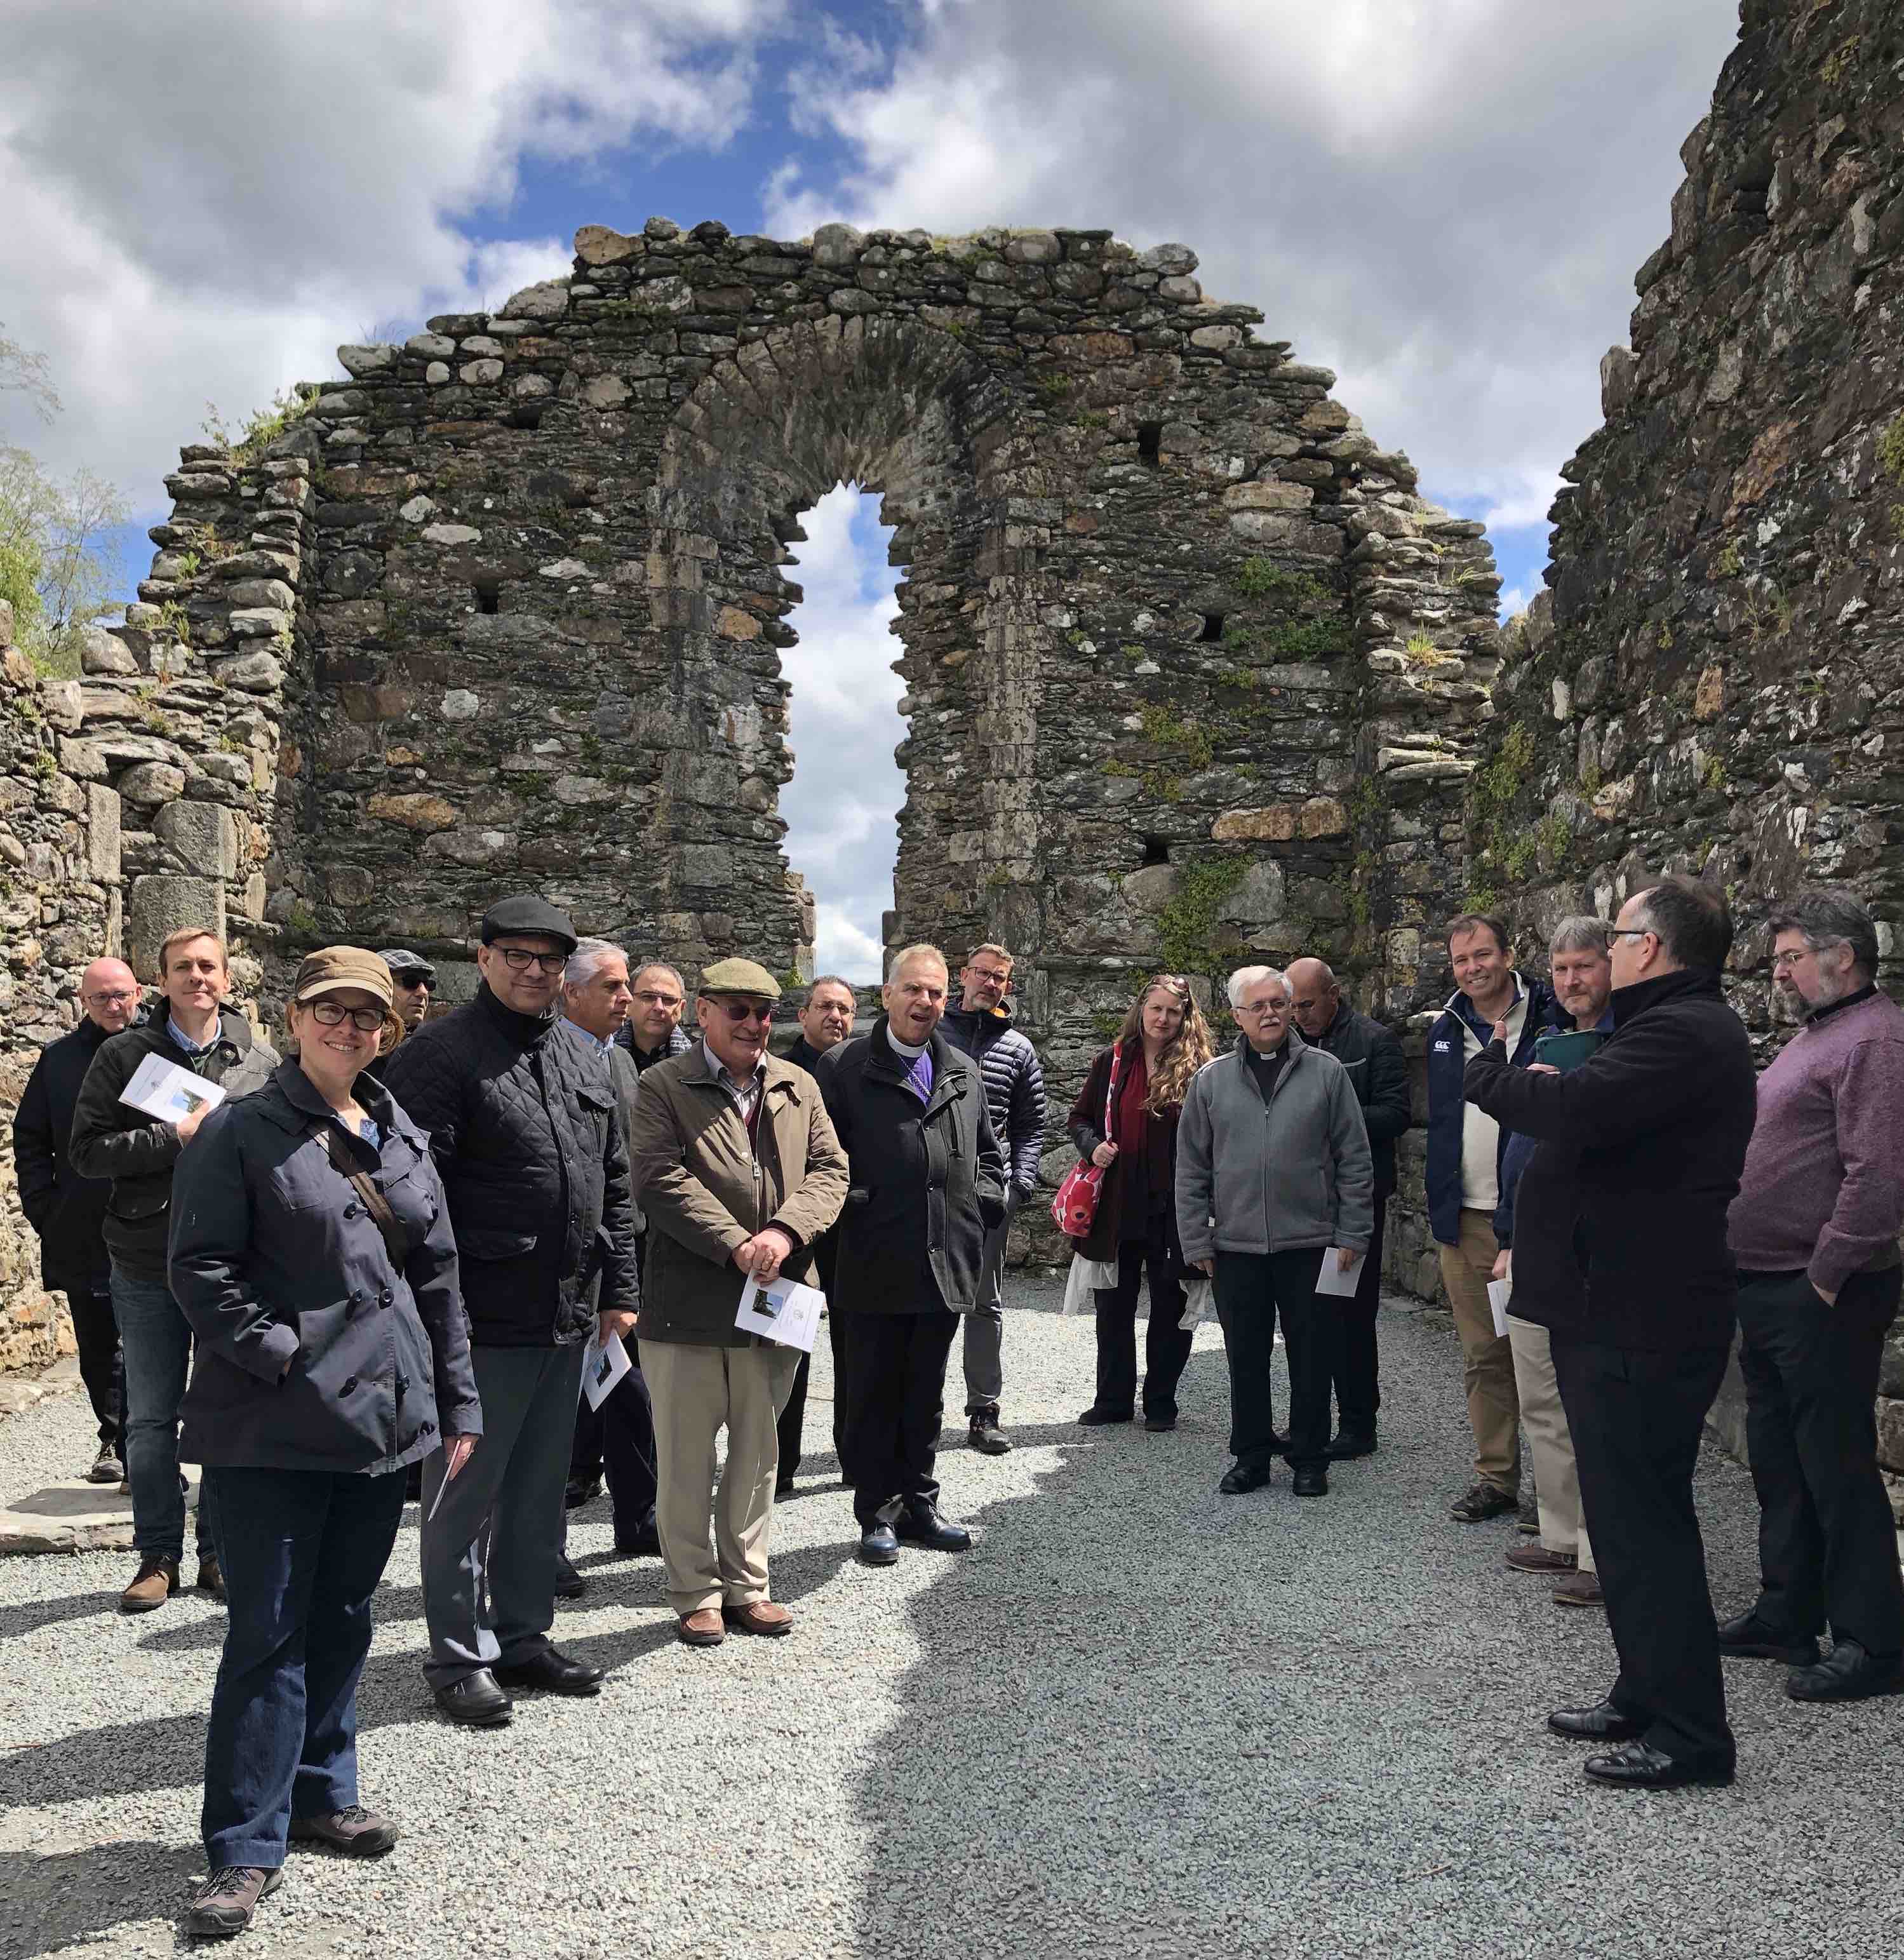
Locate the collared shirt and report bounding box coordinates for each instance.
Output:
[567,1023,614,1057]
[702,1040,766,1127]
[168,1014,217,1059]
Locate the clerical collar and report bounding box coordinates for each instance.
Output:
[887,1031,930,1060]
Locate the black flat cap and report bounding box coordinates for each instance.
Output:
[479,895,579,953]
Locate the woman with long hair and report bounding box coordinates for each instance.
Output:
[1068,975,1216,1429]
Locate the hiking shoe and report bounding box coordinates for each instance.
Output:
[185,1865,281,1938]
[288,1805,399,1856]
[968,1404,1012,1455]
[1553,1569,1606,1609]
[120,1555,179,1614]
[1450,1483,1517,1524]
[88,1444,125,1484]
[196,1554,227,1602]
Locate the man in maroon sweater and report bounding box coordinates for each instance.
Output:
[1724,890,1904,1703]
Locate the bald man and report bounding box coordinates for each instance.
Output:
[1285,957,1413,1458]
[11,958,144,1481]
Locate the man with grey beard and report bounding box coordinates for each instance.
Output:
[1724,890,1904,1703]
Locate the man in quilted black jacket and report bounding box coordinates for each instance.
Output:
[384,895,640,1728]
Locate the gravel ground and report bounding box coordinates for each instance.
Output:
[3,1279,1900,1960]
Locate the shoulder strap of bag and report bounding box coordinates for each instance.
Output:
[1104,1041,1122,1130]
[311,1120,408,1268]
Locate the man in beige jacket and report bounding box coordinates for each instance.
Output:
[627,958,849,1648]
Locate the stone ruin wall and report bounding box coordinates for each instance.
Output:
[1448,0,1904,1501]
[0,213,1506,1346]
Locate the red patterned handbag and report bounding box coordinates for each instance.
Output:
[1050,1042,1121,1238]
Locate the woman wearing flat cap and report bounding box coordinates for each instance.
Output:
[168,948,481,1940]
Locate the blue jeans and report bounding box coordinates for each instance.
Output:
[201,1466,407,1868]
[111,1263,217,1561]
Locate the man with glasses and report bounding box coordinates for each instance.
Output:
[1465,876,1754,1789]
[940,944,1046,1456]
[13,958,142,1486]
[1177,966,1372,1499]
[1723,890,1904,1703]
[379,948,436,1030]
[385,896,640,1726]
[617,962,694,1073]
[626,960,848,1644]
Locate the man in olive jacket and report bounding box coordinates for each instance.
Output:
[383,894,640,1724]
[817,944,1007,1567]
[627,958,848,1646]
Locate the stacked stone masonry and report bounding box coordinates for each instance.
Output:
[1447,0,1904,1506]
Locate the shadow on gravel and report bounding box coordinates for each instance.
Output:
[0,1839,196,1959]
[0,1588,128,1646]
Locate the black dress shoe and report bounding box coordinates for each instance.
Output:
[433,1668,514,1728]
[1787,1639,1904,1703]
[564,1475,601,1512]
[1143,1412,1177,1432]
[1547,1698,1644,1741]
[859,1522,899,1566]
[614,1526,663,1558]
[892,1501,972,1551]
[1219,1462,1272,1495]
[1324,1431,1376,1460]
[492,1646,604,1696]
[1077,1406,1133,1426]
[1291,1465,1329,1497]
[1583,1740,1733,1789]
[774,1477,796,1499]
[553,1552,586,1599]
[1716,1608,1821,1665]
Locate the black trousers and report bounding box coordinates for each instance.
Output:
[1212,1248,1334,1471]
[65,1281,124,1450]
[1553,1336,1734,1766]
[1092,1218,1191,1419]
[566,1350,657,1544]
[776,1306,849,1484]
[1736,1266,1904,1656]
[838,1307,958,1527]
[1329,1197,1386,1439]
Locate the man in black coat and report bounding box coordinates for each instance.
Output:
[384,896,641,1728]
[818,945,1006,1566]
[11,957,142,1482]
[1465,875,1756,1790]
[1287,957,1412,1458]
[779,974,857,1491]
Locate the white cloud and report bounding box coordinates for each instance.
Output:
[779,485,907,981]
[0,0,779,490]
[763,0,1740,531]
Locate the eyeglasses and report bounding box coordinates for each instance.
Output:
[968,967,1014,988]
[1769,949,1816,970]
[1237,999,1287,1017]
[84,989,138,1006]
[497,948,567,974]
[306,1000,385,1032]
[1607,928,1653,944]
[634,990,681,1006]
[711,998,774,1026]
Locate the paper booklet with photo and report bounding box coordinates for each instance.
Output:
[119,1052,227,1125]
[580,1329,633,1412]
[735,1273,825,1353]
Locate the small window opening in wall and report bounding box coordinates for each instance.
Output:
[474,581,500,615]
[1140,835,1171,867]
[1198,613,1224,642]
[1137,423,1162,467]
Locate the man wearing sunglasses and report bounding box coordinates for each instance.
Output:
[384,895,640,1726]
[626,959,848,1646]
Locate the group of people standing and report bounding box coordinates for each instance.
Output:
[9,871,1902,1938]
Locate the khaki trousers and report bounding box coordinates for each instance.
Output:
[645,1340,801,1616]
[1437,1208,1521,1494]
[1506,1314,1595,1571]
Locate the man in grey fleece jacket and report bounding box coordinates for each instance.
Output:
[1177,965,1373,1498]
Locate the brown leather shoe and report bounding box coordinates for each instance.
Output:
[723,1599,793,1637]
[120,1555,179,1614]
[196,1554,227,1601]
[1553,1569,1606,1609]
[1505,1543,1577,1574]
[677,1608,726,1648]
[288,1804,399,1856]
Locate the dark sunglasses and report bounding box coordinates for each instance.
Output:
[711,998,774,1026]
[394,974,431,990]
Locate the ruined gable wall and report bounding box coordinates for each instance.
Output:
[1463,0,1904,1483]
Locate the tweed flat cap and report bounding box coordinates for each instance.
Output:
[698,957,782,1000]
[377,948,437,982]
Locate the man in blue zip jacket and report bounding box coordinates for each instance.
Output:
[1424,911,1560,1523]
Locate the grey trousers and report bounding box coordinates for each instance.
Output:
[962,1191,1014,1413]
[420,1343,584,1690]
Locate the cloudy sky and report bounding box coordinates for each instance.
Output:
[2,0,1741,977]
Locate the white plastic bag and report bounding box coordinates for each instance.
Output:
[1061,1254,1118,1315]
[1179,1277,1214,1331]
